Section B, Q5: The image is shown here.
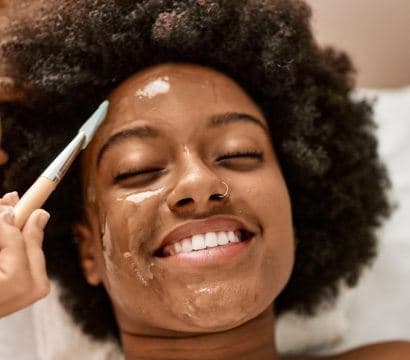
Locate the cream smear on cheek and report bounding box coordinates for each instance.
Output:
[85,165,164,288]
[86,183,118,286]
[122,188,163,204]
[100,216,116,281]
[100,187,166,288]
[119,188,165,286]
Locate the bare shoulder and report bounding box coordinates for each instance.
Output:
[283,341,410,360]
[324,341,410,360]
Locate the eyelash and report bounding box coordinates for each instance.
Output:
[114,150,264,183]
[216,150,264,162]
[114,167,163,182]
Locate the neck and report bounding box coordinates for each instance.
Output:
[120,308,278,360]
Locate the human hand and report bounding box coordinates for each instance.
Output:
[0,191,50,318]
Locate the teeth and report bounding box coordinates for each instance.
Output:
[228,231,239,243]
[163,231,243,257]
[174,242,183,254]
[192,234,206,250]
[217,231,229,245]
[181,238,192,253]
[205,232,218,247]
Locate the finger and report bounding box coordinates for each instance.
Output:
[0,192,18,206]
[22,209,50,297]
[1,192,19,207]
[22,209,50,247]
[0,210,24,249]
[0,210,29,275]
[0,205,15,214]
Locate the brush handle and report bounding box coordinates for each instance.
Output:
[13,177,57,229]
[13,133,84,229]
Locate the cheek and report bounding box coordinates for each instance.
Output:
[94,189,165,310]
[262,175,295,294]
[232,166,295,296]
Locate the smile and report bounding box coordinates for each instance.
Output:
[159,230,254,257]
[154,216,257,265]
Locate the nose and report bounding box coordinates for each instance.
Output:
[167,157,229,216]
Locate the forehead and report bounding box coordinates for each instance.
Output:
[107,64,263,126]
[88,64,266,156]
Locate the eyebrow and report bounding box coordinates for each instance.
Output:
[208,112,269,133]
[96,112,269,167]
[97,125,160,166]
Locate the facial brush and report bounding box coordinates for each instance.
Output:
[13,100,109,229]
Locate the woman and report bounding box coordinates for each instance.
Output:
[0,0,408,358]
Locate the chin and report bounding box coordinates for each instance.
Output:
[167,292,268,333]
[179,311,255,333]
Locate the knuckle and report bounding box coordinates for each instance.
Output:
[0,204,11,212]
[0,225,23,244]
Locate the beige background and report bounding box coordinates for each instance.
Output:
[308,0,410,88]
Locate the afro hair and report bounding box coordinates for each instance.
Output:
[0,0,392,340]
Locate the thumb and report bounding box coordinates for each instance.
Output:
[22,209,50,247]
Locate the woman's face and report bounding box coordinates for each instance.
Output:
[79,63,294,335]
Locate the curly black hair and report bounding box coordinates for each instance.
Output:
[0,0,392,341]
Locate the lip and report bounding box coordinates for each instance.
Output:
[154,215,257,256]
[158,238,254,267]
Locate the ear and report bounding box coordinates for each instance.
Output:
[74,220,102,286]
[0,76,25,103]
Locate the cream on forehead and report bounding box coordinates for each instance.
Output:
[135,76,170,99]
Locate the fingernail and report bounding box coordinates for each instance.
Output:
[37,211,50,230]
[4,191,18,202]
[1,208,14,225]
[10,191,19,201]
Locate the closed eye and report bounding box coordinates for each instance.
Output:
[217,150,264,162]
[114,168,164,183]
[216,150,264,171]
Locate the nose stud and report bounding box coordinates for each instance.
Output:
[216,181,230,199]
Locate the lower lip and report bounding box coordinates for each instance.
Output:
[155,238,253,267]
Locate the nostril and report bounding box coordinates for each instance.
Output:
[176,198,193,207]
[209,193,223,201]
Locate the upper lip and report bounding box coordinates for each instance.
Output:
[154,215,257,255]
